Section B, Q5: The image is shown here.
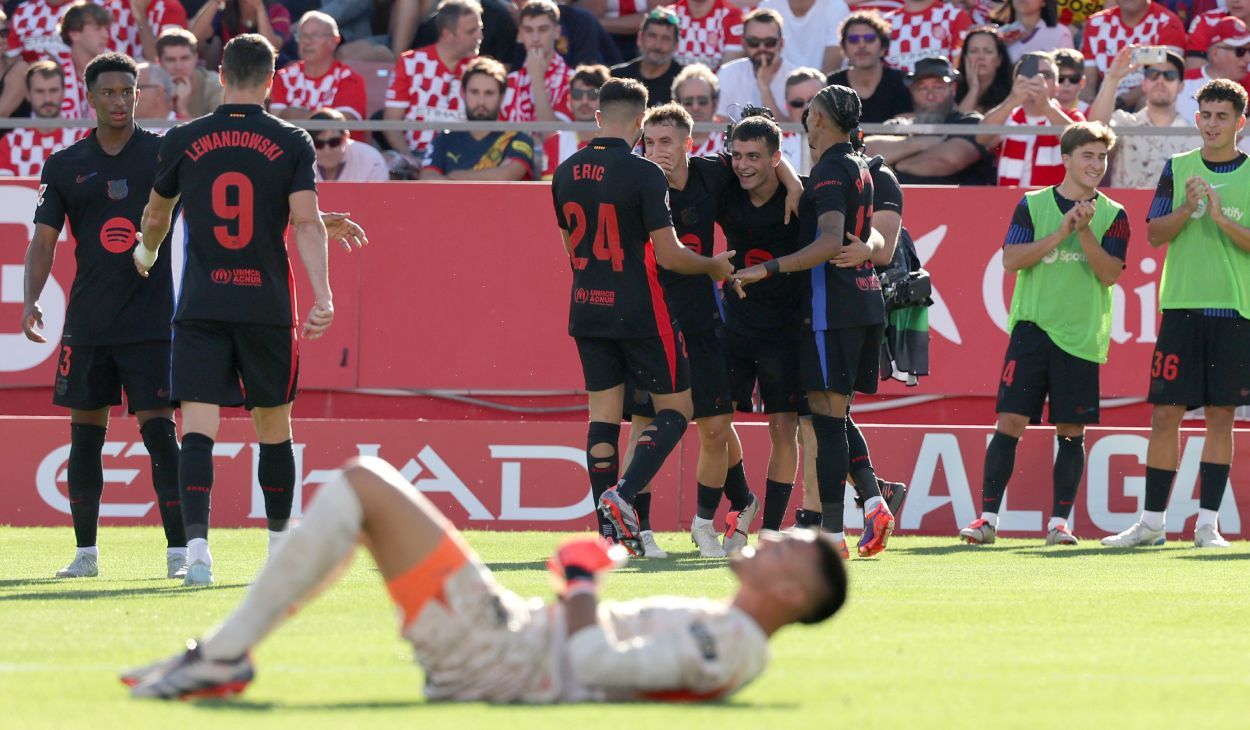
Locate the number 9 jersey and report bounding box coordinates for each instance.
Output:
[154,104,318,327]
[551,137,676,339]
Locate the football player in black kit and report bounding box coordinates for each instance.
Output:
[133,35,333,586]
[735,86,896,558]
[551,78,735,556]
[22,53,188,581]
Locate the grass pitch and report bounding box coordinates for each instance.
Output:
[3,528,1249,729]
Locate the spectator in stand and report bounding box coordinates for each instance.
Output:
[979,51,1084,187]
[155,28,221,118]
[309,108,390,181]
[757,0,848,73]
[884,0,974,73]
[577,0,651,61]
[865,55,996,185]
[1080,0,1186,107]
[955,26,1011,113]
[611,6,684,106]
[828,12,912,123]
[670,0,744,69]
[543,63,606,178]
[58,1,112,119]
[673,62,724,155]
[395,0,516,63]
[0,9,33,118]
[0,62,83,176]
[320,0,376,45]
[501,0,574,121]
[508,0,621,70]
[135,61,178,122]
[716,8,796,120]
[97,0,188,61]
[188,0,291,62]
[780,66,822,167]
[1052,47,1088,115]
[1179,16,1250,119]
[992,0,1074,62]
[422,56,536,179]
[7,0,75,63]
[384,0,483,168]
[270,11,367,121]
[1186,0,1250,71]
[1087,45,1190,188]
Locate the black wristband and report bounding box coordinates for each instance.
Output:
[764,259,781,277]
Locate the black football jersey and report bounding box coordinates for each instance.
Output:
[717,177,805,339]
[800,142,885,331]
[34,127,175,346]
[551,137,676,339]
[660,154,735,334]
[154,104,317,326]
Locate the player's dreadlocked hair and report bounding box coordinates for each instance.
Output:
[805,85,861,134]
[85,52,137,90]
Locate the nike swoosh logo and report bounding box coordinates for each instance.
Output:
[76,172,97,183]
[1211,183,1227,189]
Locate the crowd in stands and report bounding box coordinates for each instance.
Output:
[0,0,1244,184]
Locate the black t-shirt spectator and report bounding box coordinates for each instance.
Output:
[611,58,684,107]
[828,68,913,124]
[890,110,996,186]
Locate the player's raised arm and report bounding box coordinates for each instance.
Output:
[737,210,844,286]
[21,223,61,343]
[135,190,180,278]
[291,189,334,339]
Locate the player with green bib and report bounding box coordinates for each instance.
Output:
[1103,79,1250,549]
[960,122,1130,547]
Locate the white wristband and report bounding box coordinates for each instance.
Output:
[133,244,158,268]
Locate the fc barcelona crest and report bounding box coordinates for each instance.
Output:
[107,179,128,200]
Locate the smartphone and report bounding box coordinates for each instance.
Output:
[1016,54,1041,78]
[1133,47,1168,66]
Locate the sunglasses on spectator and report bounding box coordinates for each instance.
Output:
[314,136,345,150]
[570,88,600,100]
[845,32,877,45]
[744,37,780,49]
[1215,44,1250,57]
[1057,73,1083,84]
[680,95,713,106]
[1143,68,1180,81]
[787,98,809,109]
[646,7,679,25]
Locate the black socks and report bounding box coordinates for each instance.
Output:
[179,432,215,542]
[617,410,688,502]
[259,440,296,532]
[980,431,1019,515]
[68,423,106,548]
[586,421,621,539]
[140,418,185,547]
[1051,435,1084,521]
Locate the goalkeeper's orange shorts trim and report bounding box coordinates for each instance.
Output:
[385,533,470,629]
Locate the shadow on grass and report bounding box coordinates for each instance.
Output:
[0,582,250,601]
[0,578,63,589]
[892,544,1035,556]
[1173,552,1250,561]
[199,697,798,712]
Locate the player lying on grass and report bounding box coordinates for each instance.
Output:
[123,456,847,702]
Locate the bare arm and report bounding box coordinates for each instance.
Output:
[382,106,417,163]
[290,189,334,339]
[1089,45,1136,124]
[0,59,29,117]
[651,225,734,278]
[893,137,981,177]
[975,95,1017,148]
[278,107,312,120]
[188,0,219,43]
[138,189,179,257]
[131,0,159,61]
[821,46,841,76]
[389,0,422,55]
[1147,175,1202,248]
[21,223,60,343]
[1079,66,1100,103]
[777,210,845,273]
[864,134,939,166]
[870,210,902,267]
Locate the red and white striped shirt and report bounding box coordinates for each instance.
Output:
[603,0,647,17]
[271,60,368,119]
[385,45,474,153]
[1081,4,1187,95]
[500,54,574,122]
[884,1,974,73]
[57,51,92,120]
[542,130,590,179]
[692,133,724,157]
[0,127,86,177]
[98,0,187,60]
[7,0,71,62]
[669,0,744,69]
[995,104,1085,187]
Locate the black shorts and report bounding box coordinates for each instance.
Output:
[171,320,299,409]
[622,328,731,420]
[800,325,884,395]
[52,339,173,413]
[996,321,1100,424]
[726,329,806,414]
[576,330,690,396]
[1148,310,1250,408]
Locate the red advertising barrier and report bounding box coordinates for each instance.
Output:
[4,416,1246,538]
[1,181,1162,396]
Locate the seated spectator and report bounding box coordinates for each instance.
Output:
[8,0,74,62]
[673,62,724,155]
[58,1,113,119]
[543,63,606,178]
[1087,45,1190,188]
[384,0,483,168]
[671,0,744,70]
[1178,17,1250,119]
[501,0,574,121]
[135,61,178,123]
[398,0,516,63]
[611,7,684,106]
[188,0,291,64]
[310,108,390,181]
[155,28,221,118]
[1186,0,1250,71]
[1052,47,1087,115]
[716,8,797,121]
[1080,0,1186,107]
[780,66,823,167]
[757,0,847,73]
[955,26,1011,113]
[864,55,996,185]
[0,61,83,176]
[884,0,974,73]
[97,0,188,61]
[270,11,367,122]
[422,56,536,179]
[979,51,1084,187]
[828,12,912,123]
[508,0,621,68]
[992,0,1074,62]
[0,9,33,118]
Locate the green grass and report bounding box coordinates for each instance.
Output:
[3,528,1249,728]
